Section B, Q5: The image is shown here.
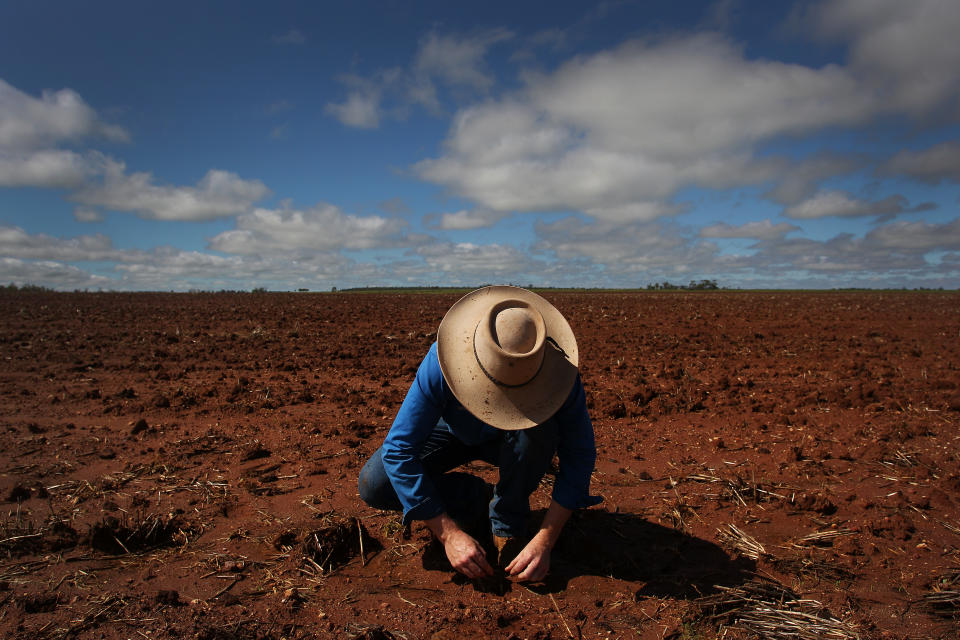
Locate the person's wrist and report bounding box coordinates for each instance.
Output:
[533,525,561,550]
[427,512,459,544]
[540,533,556,551]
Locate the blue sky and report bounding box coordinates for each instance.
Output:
[1,0,959,290]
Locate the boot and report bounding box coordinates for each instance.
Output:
[492,534,524,568]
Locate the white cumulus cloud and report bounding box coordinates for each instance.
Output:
[0,149,95,188]
[866,218,960,251]
[534,217,699,267]
[700,220,800,240]
[529,35,870,157]
[783,191,911,219]
[880,141,960,184]
[0,225,126,261]
[0,226,385,291]
[415,1,960,224]
[414,29,513,93]
[208,204,411,255]
[72,158,269,221]
[414,34,874,220]
[0,78,129,150]
[0,79,128,189]
[763,152,865,205]
[531,214,960,286]
[0,78,269,223]
[416,241,543,278]
[0,257,113,289]
[424,209,509,230]
[811,0,960,116]
[325,84,382,129]
[326,30,512,129]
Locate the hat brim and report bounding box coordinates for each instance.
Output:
[437,286,579,430]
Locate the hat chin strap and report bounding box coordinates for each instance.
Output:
[472,300,546,388]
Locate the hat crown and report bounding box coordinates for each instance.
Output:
[495,307,539,355]
[475,299,546,387]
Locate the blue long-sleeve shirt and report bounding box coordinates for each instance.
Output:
[381,342,601,524]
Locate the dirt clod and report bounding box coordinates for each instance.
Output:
[6,485,31,502]
[16,593,60,613]
[155,589,181,605]
[793,492,837,515]
[302,516,372,573]
[242,441,271,461]
[84,513,187,554]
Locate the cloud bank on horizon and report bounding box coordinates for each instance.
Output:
[0,0,959,290]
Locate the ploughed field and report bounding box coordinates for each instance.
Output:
[1,291,959,640]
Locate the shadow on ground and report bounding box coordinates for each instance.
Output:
[422,508,754,597]
[548,509,754,596]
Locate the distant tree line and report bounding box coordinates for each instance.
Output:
[646,279,720,290]
[1,283,55,293]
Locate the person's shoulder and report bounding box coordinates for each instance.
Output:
[415,342,445,387]
[423,341,440,372]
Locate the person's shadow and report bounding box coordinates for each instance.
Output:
[423,509,755,597]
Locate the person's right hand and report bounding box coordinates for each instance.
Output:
[426,513,494,579]
[442,528,494,578]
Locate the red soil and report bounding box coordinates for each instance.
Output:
[1,291,958,639]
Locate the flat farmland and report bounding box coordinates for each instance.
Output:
[1,291,958,639]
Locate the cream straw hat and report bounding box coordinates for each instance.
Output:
[437,286,579,430]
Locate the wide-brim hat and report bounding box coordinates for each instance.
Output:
[437,286,579,431]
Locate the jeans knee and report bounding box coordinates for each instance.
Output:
[357,463,376,506]
[357,451,398,510]
[357,464,380,505]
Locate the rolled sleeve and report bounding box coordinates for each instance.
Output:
[551,375,603,510]
[380,343,447,524]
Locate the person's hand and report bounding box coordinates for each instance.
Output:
[426,513,493,579]
[505,537,551,581]
[443,528,494,579]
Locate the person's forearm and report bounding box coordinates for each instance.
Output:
[425,512,460,542]
[531,499,572,549]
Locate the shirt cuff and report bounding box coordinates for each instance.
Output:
[551,487,604,511]
[401,494,446,525]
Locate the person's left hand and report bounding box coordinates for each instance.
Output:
[504,536,551,581]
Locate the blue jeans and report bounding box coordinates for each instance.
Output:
[358,419,560,538]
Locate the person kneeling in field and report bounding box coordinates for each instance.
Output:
[358,286,600,581]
